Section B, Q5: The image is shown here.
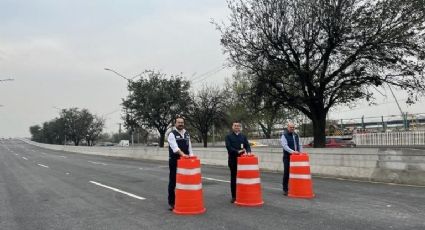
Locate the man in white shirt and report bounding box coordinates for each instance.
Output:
[280,122,303,196]
[167,115,193,210]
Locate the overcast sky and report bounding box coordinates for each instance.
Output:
[1,0,424,137]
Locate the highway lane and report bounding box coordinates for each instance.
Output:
[0,139,424,230]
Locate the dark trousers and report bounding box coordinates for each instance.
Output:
[168,159,177,206]
[228,159,237,199]
[282,154,290,192]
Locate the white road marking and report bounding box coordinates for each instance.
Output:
[22,157,28,160]
[59,156,67,158]
[88,161,108,166]
[89,181,146,200]
[66,172,70,175]
[37,164,49,168]
[15,153,18,156]
[202,177,230,183]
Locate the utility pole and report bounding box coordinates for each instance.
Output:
[212,124,215,146]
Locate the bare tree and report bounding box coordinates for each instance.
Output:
[226,71,300,138]
[187,86,228,147]
[216,0,425,147]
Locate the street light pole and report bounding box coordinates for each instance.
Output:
[105,68,141,147]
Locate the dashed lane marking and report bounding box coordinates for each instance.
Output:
[202,177,230,183]
[88,161,108,166]
[89,181,146,200]
[37,164,49,168]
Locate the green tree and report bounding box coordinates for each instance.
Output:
[122,70,191,147]
[29,125,43,142]
[85,116,105,146]
[187,86,228,147]
[216,0,425,147]
[60,108,94,146]
[41,119,66,144]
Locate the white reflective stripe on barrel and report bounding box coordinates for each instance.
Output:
[237,165,259,171]
[236,178,261,185]
[290,162,310,167]
[177,168,201,175]
[289,174,312,179]
[176,183,202,190]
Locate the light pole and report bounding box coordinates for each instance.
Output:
[104,68,142,146]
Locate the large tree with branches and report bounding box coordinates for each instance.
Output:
[187,86,228,147]
[122,70,191,147]
[216,0,425,147]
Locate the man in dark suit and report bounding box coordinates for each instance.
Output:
[225,121,251,203]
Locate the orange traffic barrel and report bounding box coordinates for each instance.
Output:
[288,153,315,199]
[235,154,264,206]
[173,156,206,215]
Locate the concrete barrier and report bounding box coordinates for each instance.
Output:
[19,139,425,186]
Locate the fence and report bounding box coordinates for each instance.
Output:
[255,137,314,147]
[353,131,425,146]
[253,132,425,147]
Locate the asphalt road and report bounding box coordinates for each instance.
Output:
[0,139,424,230]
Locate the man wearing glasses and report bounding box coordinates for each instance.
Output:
[280,122,302,196]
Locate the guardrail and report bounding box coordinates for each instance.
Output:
[253,132,425,147]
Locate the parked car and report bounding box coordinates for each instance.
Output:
[118,140,130,147]
[304,137,356,148]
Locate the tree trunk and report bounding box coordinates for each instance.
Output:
[159,131,166,148]
[202,133,208,148]
[311,111,327,148]
[258,122,272,139]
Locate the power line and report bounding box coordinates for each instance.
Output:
[190,65,225,82]
[103,108,122,117]
[192,66,227,84]
[332,98,409,114]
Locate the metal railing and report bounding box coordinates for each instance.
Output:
[353,131,425,146]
